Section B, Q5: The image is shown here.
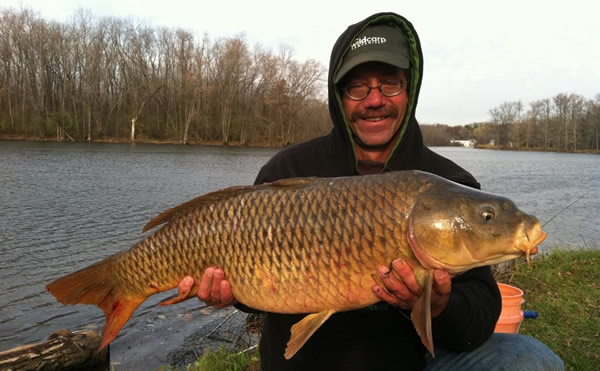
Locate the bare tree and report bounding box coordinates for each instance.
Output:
[211,35,249,144]
[489,101,521,147]
[0,7,330,146]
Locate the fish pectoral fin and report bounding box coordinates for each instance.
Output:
[158,293,190,306]
[285,309,336,359]
[411,270,435,358]
[158,283,199,306]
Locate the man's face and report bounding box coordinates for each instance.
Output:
[341,62,408,149]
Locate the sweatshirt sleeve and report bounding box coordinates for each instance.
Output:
[430,265,502,351]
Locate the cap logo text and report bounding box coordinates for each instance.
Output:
[350,36,387,51]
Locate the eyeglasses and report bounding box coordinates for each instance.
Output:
[343,80,408,101]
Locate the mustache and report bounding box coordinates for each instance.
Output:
[349,107,399,122]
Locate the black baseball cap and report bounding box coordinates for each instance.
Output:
[335,24,410,83]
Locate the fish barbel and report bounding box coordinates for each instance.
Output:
[46,170,546,358]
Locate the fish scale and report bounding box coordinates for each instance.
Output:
[47,170,546,358]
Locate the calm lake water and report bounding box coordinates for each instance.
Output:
[0,141,598,369]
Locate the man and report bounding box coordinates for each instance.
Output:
[179,12,563,370]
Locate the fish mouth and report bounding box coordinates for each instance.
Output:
[514,227,547,264]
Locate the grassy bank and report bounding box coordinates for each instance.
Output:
[159,347,260,371]
[497,248,599,370]
[169,248,599,370]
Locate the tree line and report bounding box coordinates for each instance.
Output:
[2,7,599,152]
[484,94,600,151]
[0,7,331,145]
[422,93,600,152]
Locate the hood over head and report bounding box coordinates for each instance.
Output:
[328,12,425,172]
[255,12,479,190]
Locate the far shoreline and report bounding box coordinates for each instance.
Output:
[0,134,281,149]
[2,135,598,155]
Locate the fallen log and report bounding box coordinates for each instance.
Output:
[0,329,108,370]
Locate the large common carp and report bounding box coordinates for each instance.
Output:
[47,170,546,358]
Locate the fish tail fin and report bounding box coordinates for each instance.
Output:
[46,255,144,350]
[98,294,145,350]
[47,257,116,306]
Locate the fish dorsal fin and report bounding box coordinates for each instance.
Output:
[411,270,435,357]
[143,177,322,232]
[285,309,336,359]
[142,185,256,232]
[270,177,320,187]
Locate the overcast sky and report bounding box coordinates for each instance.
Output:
[3,0,600,125]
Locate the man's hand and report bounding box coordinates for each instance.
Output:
[177,267,237,309]
[372,258,451,317]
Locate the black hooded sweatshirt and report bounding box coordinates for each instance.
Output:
[250,12,502,371]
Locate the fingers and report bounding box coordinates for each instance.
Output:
[219,280,234,307]
[197,267,237,309]
[391,259,422,296]
[431,269,451,318]
[197,266,215,302]
[433,269,451,295]
[178,275,194,297]
[373,259,422,310]
[210,268,224,302]
[372,259,453,315]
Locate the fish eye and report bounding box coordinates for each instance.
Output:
[481,207,495,222]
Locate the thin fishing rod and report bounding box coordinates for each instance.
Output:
[542,191,589,228]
